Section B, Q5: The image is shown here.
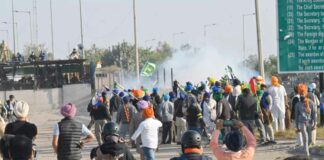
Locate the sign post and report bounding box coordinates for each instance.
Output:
[278,0,324,73]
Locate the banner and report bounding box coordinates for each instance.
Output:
[140,62,156,77]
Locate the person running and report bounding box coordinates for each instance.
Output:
[90,122,135,160]
[268,76,288,132]
[170,130,212,160]
[117,96,137,139]
[210,120,256,160]
[131,104,162,160]
[129,100,147,160]
[52,103,95,160]
[295,84,317,157]
[159,94,174,144]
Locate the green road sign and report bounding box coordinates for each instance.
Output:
[278,0,324,73]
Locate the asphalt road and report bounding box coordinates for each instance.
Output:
[28,110,323,160]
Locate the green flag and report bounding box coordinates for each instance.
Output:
[141,62,156,77]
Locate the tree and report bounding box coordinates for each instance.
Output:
[244,54,278,77]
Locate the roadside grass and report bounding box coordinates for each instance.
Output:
[254,127,324,140]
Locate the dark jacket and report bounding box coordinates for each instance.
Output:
[186,104,204,127]
[174,98,185,118]
[110,95,122,113]
[291,95,300,120]
[93,105,111,121]
[217,98,232,120]
[95,142,135,160]
[237,94,257,121]
[57,118,83,160]
[170,153,212,160]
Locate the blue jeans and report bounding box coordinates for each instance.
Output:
[142,147,155,160]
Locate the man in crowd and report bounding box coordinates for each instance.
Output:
[52,103,95,160]
[117,96,137,139]
[268,76,288,132]
[295,84,317,157]
[202,92,217,139]
[186,103,205,134]
[110,89,123,122]
[259,84,276,145]
[237,88,257,134]
[6,95,16,122]
[93,98,111,145]
[131,103,162,160]
[159,94,174,144]
[174,93,186,145]
[170,130,212,160]
[90,122,135,160]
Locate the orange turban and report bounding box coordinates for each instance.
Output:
[133,89,145,99]
[298,84,310,113]
[224,84,233,94]
[271,76,280,87]
[143,106,154,118]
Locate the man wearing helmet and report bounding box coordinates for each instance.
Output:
[90,122,135,160]
[170,130,212,160]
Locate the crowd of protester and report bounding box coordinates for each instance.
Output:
[0,74,321,160]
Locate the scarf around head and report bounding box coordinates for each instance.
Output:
[298,84,310,114]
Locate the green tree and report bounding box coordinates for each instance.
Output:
[244,54,278,77]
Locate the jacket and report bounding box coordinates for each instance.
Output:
[237,94,257,120]
[93,105,111,121]
[159,101,174,122]
[295,99,317,128]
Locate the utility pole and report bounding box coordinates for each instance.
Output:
[50,0,55,58]
[11,0,16,54]
[79,0,84,59]
[14,10,33,46]
[133,0,140,83]
[33,0,38,44]
[255,0,265,77]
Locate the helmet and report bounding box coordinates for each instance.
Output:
[181,130,201,149]
[102,122,119,137]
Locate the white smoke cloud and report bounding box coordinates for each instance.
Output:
[160,46,259,87]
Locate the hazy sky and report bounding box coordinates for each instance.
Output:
[0,0,277,59]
